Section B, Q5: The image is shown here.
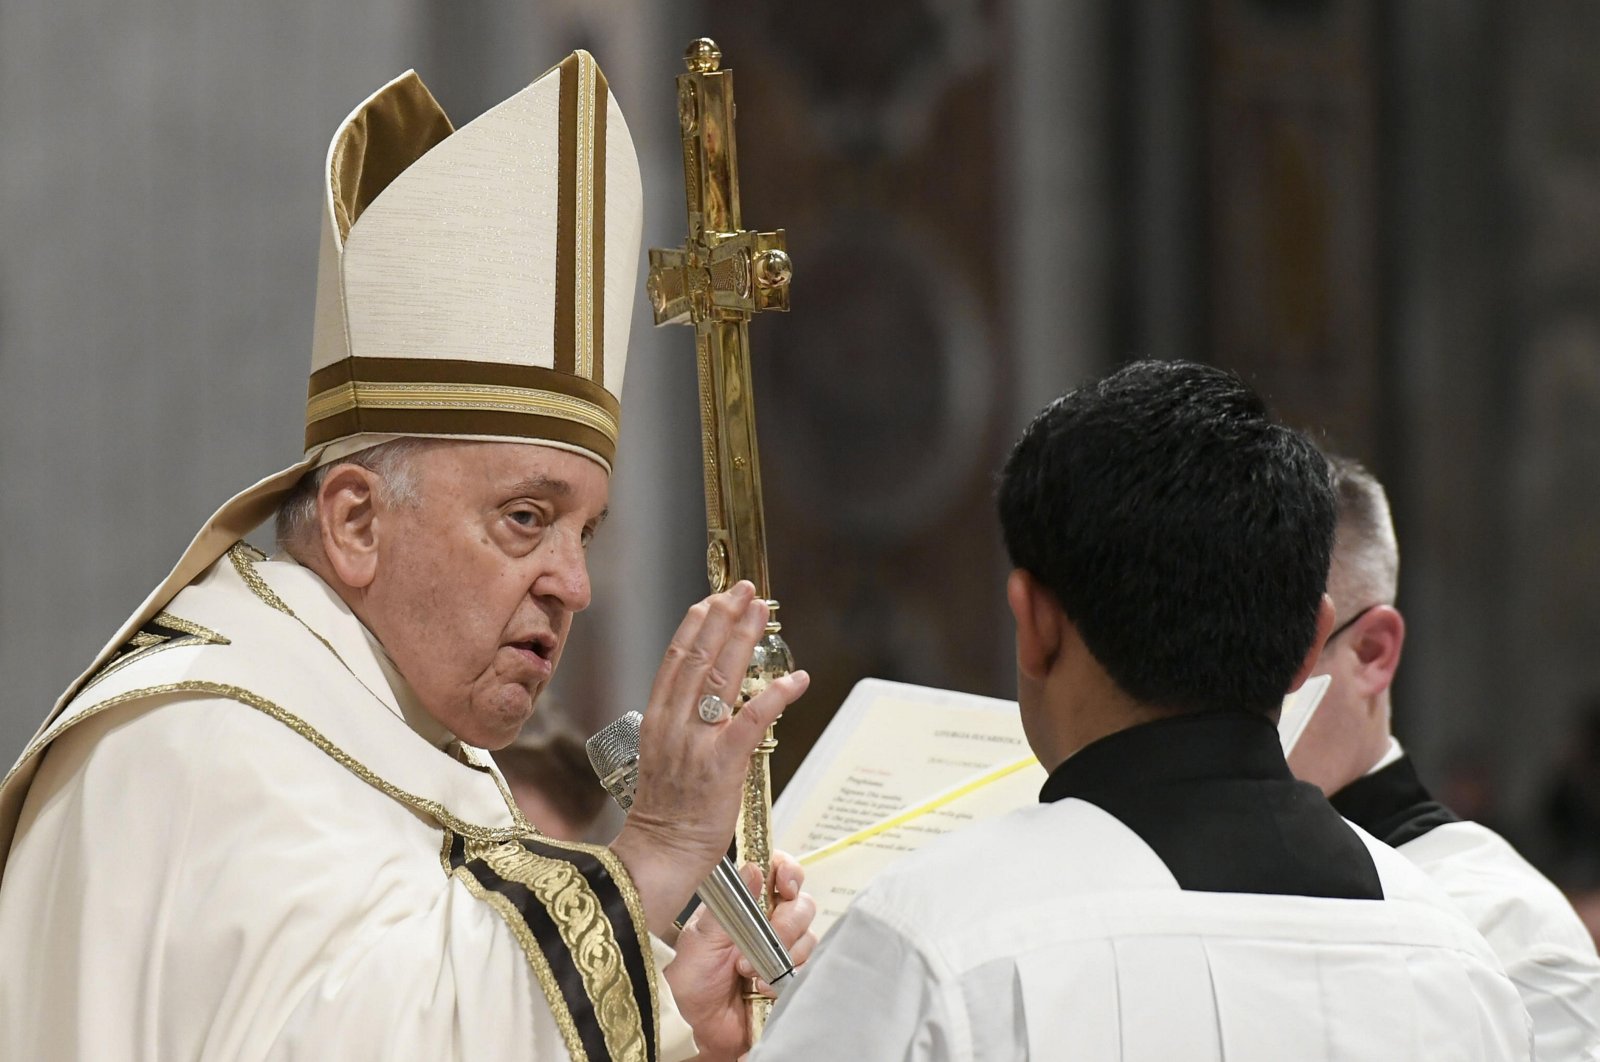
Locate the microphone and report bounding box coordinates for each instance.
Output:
[587,711,795,992]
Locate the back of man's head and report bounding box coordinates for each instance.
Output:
[1325,453,1399,610]
[997,359,1335,718]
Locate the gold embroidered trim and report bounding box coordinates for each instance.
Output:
[305,381,618,443]
[227,544,368,670]
[520,834,661,1047]
[154,610,232,644]
[9,551,560,850]
[227,545,298,618]
[3,680,530,843]
[481,840,648,1062]
[450,861,591,1061]
[460,746,537,836]
[225,545,397,705]
[78,611,232,695]
[434,827,658,1060]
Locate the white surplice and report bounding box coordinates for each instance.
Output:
[0,547,694,1061]
[1332,743,1600,1061]
[1402,820,1600,1061]
[755,783,1532,1059]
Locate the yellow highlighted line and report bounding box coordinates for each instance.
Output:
[800,755,1040,866]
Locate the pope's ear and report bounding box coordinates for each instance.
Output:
[1007,569,1064,681]
[317,464,382,590]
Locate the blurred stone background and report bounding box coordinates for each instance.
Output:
[5,0,1600,895]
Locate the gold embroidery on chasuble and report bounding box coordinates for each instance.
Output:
[227,545,346,665]
[79,611,231,693]
[456,742,538,835]
[485,842,648,1062]
[446,832,658,1062]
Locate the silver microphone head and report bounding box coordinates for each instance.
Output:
[586,711,643,811]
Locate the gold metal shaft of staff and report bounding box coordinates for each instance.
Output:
[647,36,794,1040]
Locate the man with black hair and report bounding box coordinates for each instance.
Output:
[753,360,1530,1060]
[1288,453,1600,1060]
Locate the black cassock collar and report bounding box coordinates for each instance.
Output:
[1040,710,1385,901]
[1330,753,1460,849]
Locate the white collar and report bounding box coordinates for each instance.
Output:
[1366,736,1405,776]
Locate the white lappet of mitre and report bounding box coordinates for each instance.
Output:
[7,51,642,775]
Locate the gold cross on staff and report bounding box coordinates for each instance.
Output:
[646,37,795,1039]
[647,36,791,601]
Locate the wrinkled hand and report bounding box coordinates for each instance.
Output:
[666,853,819,1062]
[610,581,810,937]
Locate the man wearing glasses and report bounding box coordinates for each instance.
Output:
[1288,453,1600,1060]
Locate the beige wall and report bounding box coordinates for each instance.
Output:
[0,1,419,759]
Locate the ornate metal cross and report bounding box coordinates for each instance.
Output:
[646,36,795,1037]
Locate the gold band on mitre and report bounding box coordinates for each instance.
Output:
[304,357,621,467]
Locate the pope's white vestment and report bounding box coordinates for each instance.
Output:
[754,712,1532,1061]
[0,547,695,1061]
[1330,745,1600,1061]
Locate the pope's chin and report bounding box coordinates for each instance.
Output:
[461,682,542,750]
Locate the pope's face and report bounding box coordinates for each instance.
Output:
[363,441,609,750]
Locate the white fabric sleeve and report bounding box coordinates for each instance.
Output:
[751,901,967,1061]
[267,874,575,1060]
[652,936,700,1062]
[268,891,696,1061]
[1502,946,1600,1061]
[1402,822,1600,1061]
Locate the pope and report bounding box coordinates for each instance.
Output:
[0,52,815,1062]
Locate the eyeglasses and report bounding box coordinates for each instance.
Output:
[1326,603,1381,643]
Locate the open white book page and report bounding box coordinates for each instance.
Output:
[772,679,1031,856]
[798,755,1047,937]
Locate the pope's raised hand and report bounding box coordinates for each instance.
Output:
[610,581,809,937]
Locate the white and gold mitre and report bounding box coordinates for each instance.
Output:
[42,52,641,720]
[309,52,639,471]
